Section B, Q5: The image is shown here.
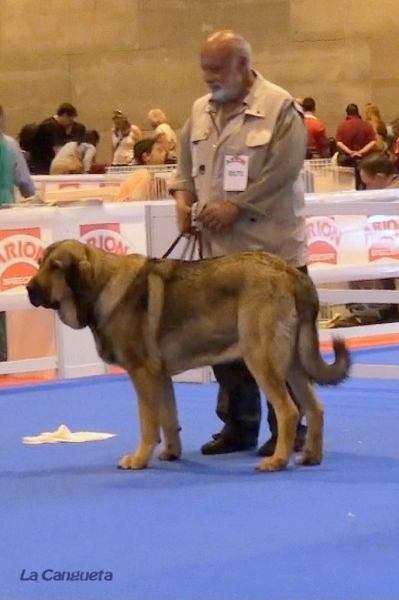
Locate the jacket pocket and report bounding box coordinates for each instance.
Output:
[190,127,209,195]
[245,128,272,181]
[246,128,272,148]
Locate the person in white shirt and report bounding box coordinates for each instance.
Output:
[50,130,100,174]
[111,111,142,165]
[148,108,177,161]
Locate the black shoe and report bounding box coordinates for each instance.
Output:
[258,424,308,457]
[257,435,277,457]
[201,436,257,455]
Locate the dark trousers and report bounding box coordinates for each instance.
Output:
[337,154,364,190]
[0,312,7,362]
[213,265,308,444]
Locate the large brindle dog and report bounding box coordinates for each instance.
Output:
[27,240,351,472]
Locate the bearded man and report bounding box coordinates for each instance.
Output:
[170,30,309,457]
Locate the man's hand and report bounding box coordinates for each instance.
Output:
[176,199,193,234]
[197,202,240,231]
[174,191,197,234]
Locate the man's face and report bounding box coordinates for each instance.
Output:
[360,169,391,190]
[200,47,246,105]
[58,114,74,129]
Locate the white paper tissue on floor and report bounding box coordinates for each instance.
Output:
[22,424,116,444]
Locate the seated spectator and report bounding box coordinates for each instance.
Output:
[302,97,329,159]
[29,103,78,174]
[134,138,167,166]
[148,108,177,162]
[111,110,142,165]
[114,138,169,202]
[50,130,100,175]
[332,153,399,327]
[336,103,377,189]
[0,105,35,205]
[359,152,399,189]
[364,103,388,154]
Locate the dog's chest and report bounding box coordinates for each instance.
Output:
[91,328,118,365]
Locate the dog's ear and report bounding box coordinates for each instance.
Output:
[78,258,93,282]
[50,251,88,291]
[49,258,63,270]
[50,255,91,275]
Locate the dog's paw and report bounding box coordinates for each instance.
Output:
[255,457,288,472]
[295,449,322,466]
[158,439,182,461]
[118,453,148,470]
[158,449,180,461]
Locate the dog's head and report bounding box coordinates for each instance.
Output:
[26,240,97,330]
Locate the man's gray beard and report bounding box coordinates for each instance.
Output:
[211,88,237,104]
[210,78,244,105]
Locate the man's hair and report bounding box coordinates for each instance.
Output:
[56,103,78,118]
[204,30,252,67]
[0,105,3,118]
[18,123,38,152]
[346,103,360,117]
[359,153,395,177]
[302,97,316,112]
[134,138,157,165]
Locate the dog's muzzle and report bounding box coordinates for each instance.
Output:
[26,280,59,310]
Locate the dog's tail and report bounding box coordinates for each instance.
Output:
[294,273,351,385]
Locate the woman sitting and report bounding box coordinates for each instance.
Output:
[364,103,389,154]
[148,108,177,163]
[114,138,169,202]
[50,130,100,175]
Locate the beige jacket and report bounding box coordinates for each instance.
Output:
[170,72,308,267]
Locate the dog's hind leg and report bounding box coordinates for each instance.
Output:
[286,361,324,466]
[245,352,299,471]
[157,373,182,462]
[118,366,163,470]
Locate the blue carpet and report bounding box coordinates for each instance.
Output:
[1,366,399,599]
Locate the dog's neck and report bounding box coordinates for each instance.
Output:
[87,262,145,331]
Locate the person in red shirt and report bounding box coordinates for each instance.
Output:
[336,103,377,189]
[302,97,329,159]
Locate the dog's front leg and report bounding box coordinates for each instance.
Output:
[157,372,182,462]
[118,366,162,470]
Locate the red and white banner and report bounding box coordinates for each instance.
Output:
[79,223,133,255]
[0,228,48,293]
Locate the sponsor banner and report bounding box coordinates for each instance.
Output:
[79,223,134,255]
[365,216,399,262]
[0,228,48,293]
[306,216,341,265]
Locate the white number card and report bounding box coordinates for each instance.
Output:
[223,155,249,192]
